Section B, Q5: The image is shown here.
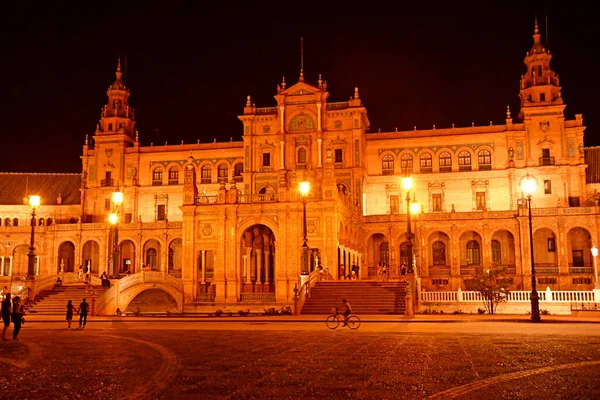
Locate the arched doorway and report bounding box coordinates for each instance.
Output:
[240,224,276,301]
[168,239,182,278]
[81,240,100,275]
[366,233,389,279]
[126,289,178,313]
[143,239,161,271]
[119,240,136,273]
[427,231,451,279]
[566,227,593,274]
[459,230,482,276]
[533,228,558,277]
[57,241,76,273]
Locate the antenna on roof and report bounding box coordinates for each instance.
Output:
[301,37,304,71]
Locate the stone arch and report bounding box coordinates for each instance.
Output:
[239,224,276,297]
[151,164,165,184]
[366,233,389,277]
[81,240,100,275]
[533,227,558,271]
[120,284,183,313]
[459,230,482,268]
[216,161,230,183]
[143,239,162,271]
[119,239,137,273]
[58,241,76,273]
[199,162,214,185]
[288,111,316,132]
[428,231,451,268]
[490,229,516,268]
[168,238,182,277]
[566,227,592,271]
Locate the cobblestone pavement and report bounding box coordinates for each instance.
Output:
[1,321,599,399]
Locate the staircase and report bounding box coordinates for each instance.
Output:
[301,281,409,315]
[27,284,107,315]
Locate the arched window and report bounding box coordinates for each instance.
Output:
[289,113,315,131]
[146,248,158,270]
[491,240,502,264]
[400,242,409,265]
[382,154,394,175]
[433,241,446,265]
[458,151,472,171]
[217,164,228,182]
[439,152,452,172]
[233,163,244,182]
[478,150,492,170]
[379,242,390,266]
[297,147,307,165]
[12,218,18,227]
[420,153,433,173]
[168,167,179,185]
[47,218,53,226]
[3,218,10,226]
[466,240,480,265]
[401,154,413,175]
[201,165,212,184]
[38,218,45,226]
[152,167,163,186]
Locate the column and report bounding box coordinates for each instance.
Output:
[264,250,271,283]
[317,138,323,167]
[245,247,251,282]
[280,140,285,167]
[279,106,285,133]
[201,250,206,284]
[316,103,322,131]
[256,249,263,284]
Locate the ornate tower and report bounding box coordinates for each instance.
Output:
[518,18,564,120]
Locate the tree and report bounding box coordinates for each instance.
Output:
[464,266,511,314]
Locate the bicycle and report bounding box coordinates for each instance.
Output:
[325,308,361,330]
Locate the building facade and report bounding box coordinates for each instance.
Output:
[1,22,599,312]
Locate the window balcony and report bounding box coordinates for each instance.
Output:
[439,166,452,173]
[382,169,394,175]
[479,164,492,171]
[420,166,432,174]
[100,178,114,187]
[458,165,472,172]
[168,179,179,185]
[539,157,555,166]
[568,266,594,274]
[152,180,163,186]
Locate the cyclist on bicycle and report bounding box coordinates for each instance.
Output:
[341,299,352,326]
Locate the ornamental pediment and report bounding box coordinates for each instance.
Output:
[290,88,314,96]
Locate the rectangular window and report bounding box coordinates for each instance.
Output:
[568,197,580,207]
[547,238,556,252]
[125,213,133,223]
[572,250,584,267]
[157,204,166,221]
[390,195,399,214]
[476,192,486,210]
[432,194,442,212]
[105,199,111,211]
[540,93,546,101]
[542,148,550,158]
[544,180,552,194]
[335,149,343,163]
[262,153,271,167]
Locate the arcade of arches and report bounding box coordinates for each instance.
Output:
[240,225,276,296]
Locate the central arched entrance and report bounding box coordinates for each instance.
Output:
[240,224,276,301]
[57,241,76,273]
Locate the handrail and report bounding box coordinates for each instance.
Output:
[297,269,321,310]
[95,285,117,313]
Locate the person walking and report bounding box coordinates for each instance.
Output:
[77,298,89,329]
[1,293,11,340]
[11,296,25,340]
[66,300,75,328]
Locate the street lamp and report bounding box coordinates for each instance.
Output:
[591,246,599,289]
[299,181,310,275]
[27,195,40,280]
[109,191,123,279]
[402,177,415,273]
[520,174,541,322]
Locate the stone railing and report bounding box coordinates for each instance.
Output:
[95,285,117,314]
[240,293,276,302]
[422,287,597,303]
[239,194,279,203]
[294,269,321,314]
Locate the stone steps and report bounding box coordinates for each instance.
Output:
[27,285,107,315]
[301,281,408,314]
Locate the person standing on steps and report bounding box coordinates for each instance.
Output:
[66,300,75,329]
[1,293,11,340]
[77,298,89,329]
[11,296,25,340]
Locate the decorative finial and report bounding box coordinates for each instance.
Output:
[85,134,88,146]
[299,69,304,82]
[277,84,281,93]
[135,128,139,142]
[181,140,184,145]
[246,95,251,107]
[213,138,216,143]
[165,141,168,146]
[354,87,359,99]
[318,74,323,87]
[472,122,475,127]
[281,77,286,89]
[230,137,233,142]
[323,81,327,91]
[395,127,398,132]
[197,139,200,144]
[414,126,417,130]
[534,17,539,35]
[506,105,511,119]
[433,124,436,129]
[378,128,381,133]
[117,57,122,72]
[452,123,455,128]
[490,121,493,125]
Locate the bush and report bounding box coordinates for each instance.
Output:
[540,309,551,315]
[477,308,486,314]
[238,309,250,316]
[214,309,223,317]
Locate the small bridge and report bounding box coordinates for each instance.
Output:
[95,270,184,315]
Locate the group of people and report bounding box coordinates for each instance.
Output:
[338,264,361,280]
[1,293,26,341]
[376,262,409,281]
[65,298,90,329]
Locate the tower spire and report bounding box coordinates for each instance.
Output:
[299,37,304,81]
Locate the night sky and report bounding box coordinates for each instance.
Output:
[1,1,598,173]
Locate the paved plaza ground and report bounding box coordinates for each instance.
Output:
[0,316,599,399]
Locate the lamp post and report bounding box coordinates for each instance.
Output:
[109,191,123,279]
[299,181,310,275]
[27,195,41,280]
[520,174,541,322]
[402,177,415,273]
[591,246,599,289]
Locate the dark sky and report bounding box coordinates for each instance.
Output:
[0,1,598,173]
